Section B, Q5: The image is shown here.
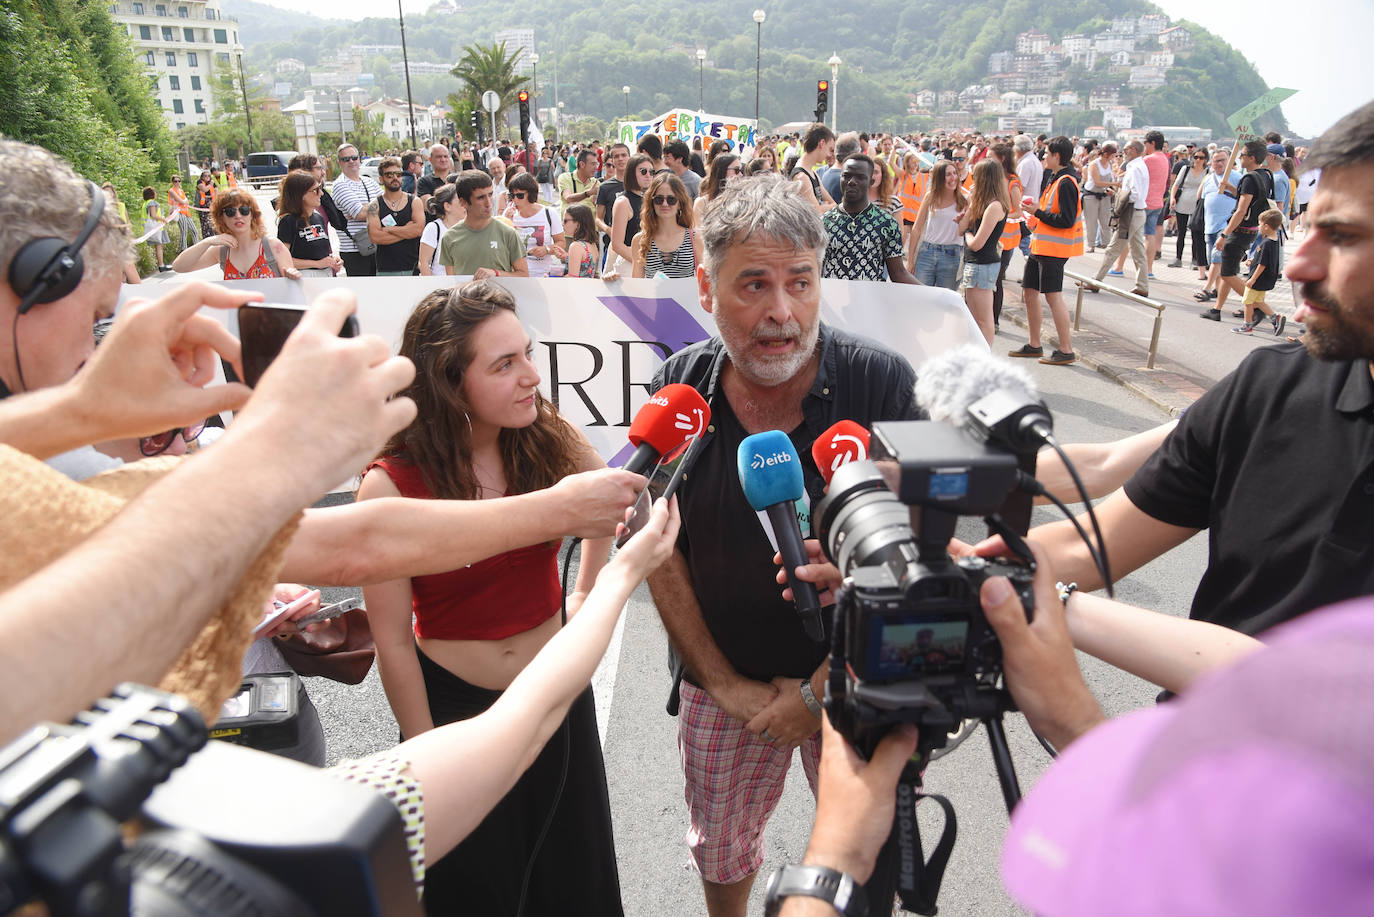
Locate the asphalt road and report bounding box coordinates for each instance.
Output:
[304,347,1202,917]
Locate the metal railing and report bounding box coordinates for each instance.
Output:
[1065,268,1166,369]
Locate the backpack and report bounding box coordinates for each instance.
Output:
[536,159,553,183]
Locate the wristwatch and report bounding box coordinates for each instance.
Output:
[764,864,867,917]
[800,680,823,718]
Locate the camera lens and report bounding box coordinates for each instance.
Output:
[816,460,917,576]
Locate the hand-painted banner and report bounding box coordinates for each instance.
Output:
[122,277,982,469]
[617,110,758,160]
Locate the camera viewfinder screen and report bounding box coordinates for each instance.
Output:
[220,685,253,719]
[927,471,969,499]
[869,618,969,679]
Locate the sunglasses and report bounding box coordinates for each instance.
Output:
[653,195,678,207]
[511,191,528,200]
[172,177,181,182]
[225,205,253,217]
[727,165,744,174]
[140,420,206,457]
[339,155,360,162]
[381,170,402,177]
[309,185,323,193]
[1194,155,1207,161]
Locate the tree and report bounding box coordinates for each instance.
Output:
[450,41,528,129]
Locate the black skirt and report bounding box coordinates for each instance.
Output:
[416,645,624,917]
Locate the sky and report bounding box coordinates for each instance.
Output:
[247,0,1374,137]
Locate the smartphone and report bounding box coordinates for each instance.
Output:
[253,588,321,637]
[614,434,698,549]
[289,596,363,630]
[238,304,360,388]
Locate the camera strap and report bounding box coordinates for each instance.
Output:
[893,771,957,916]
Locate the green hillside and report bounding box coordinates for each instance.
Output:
[230,0,1286,137]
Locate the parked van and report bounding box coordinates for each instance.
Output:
[243,151,295,186]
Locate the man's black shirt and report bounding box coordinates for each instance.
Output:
[1125,345,1374,634]
[652,325,921,682]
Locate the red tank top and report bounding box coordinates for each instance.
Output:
[368,455,561,640]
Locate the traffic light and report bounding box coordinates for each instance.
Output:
[469,110,480,140]
[815,80,829,122]
[517,90,531,144]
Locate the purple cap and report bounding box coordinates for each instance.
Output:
[1266,142,1287,157]
[1001,597,1374,916]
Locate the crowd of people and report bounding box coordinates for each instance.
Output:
[2,97,1370,917]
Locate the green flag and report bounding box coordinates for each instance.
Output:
[1227,88,1298,137]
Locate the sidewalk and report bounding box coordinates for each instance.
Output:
[997,229,1305,416]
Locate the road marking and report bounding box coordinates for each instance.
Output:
[592,608,626,748]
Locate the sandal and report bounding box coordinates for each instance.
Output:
[1192,289,1215,302]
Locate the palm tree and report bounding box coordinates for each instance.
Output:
[449,41,529,132]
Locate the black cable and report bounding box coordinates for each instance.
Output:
[1044,434,1113,598]
[513,535,581,917]
[1036,487,1109,599]
[11,310,26,393]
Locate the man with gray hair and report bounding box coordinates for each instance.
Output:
[1014,134,1043,258]
[647,173,917,917]
[1087,139,1151,297]
[416,142,457,206]
[820,131,862,202]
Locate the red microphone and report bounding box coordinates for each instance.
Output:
[624,384,710,476]
[811,420,871,484]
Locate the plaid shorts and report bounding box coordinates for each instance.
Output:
[678,681,822,884]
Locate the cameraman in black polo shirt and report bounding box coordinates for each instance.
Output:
[984,100,1374,637]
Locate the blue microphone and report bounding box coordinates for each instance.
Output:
[738,430,825,643]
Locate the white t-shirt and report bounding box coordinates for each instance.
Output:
[420,218,460,275]
[510,205,560,277]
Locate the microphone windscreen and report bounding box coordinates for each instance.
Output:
[629,383,710,453]
[737,430,804,511]
[915,345,1039,427]
[812,420,871,484]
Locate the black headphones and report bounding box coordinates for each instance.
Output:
[9,180,106,315]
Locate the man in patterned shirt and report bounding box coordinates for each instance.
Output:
[820,155,918,283]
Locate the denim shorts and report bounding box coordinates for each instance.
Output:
[915,241,961,290]
[962,260,1000,290]
[1143,207,1163,235]
[1206,232,1224,265]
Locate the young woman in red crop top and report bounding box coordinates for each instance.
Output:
[171,188,299,279]
[357,280,623,914]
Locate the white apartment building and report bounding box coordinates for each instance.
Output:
[494,28,535,73]
[365,98,436,143]
[109,0,244,131]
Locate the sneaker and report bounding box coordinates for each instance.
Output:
[1148,272,1156,279]
[1167,260,1182,268]
[1272,313,1287,336]
[1232,322,1256,334]
[1199,309,1222,321]
[1039,349,1077,365]
[1107,269,1125,276]
[1007,344,1044,358]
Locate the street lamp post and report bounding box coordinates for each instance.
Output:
[696,48,706,111]
[623,85,631,120]
[828,53,841,132]
[397,0,417,148]
[752,9,766,127]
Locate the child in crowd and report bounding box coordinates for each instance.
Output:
[1234,209,1286,335]
[141,186,170,272]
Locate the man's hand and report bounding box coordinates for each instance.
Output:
[774,539,841,605]
[472,267,498,280]
[70,282,260,441]
[229,289,416,501]
[980,540,1105,751]
[710,676,779,725]
[746,677,821,748]
[548,467,646,538]
[799,715,919,884]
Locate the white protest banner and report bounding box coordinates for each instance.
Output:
[617,110,758,160]
[123,277,981,467]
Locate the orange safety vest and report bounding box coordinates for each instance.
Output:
[168,185,191,218]
[1001,175,1023,252]
[899,170,928,223]
[1028,172,1085,259]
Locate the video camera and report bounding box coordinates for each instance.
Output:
[0,684,418,917]
[815,419,1036,765]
